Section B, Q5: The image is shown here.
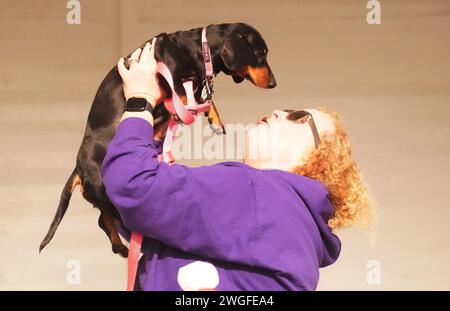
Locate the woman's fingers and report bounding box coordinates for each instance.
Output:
[117,58,128,79]
[149,37,157,61]
[140,37,157,66]
[139,42,151,64]
[130,47,142,60]
[129,47,142,69]
[117,37,161,102]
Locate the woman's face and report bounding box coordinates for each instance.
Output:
[244,109,335,171]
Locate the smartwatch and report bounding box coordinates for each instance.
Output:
[125,97,154,114]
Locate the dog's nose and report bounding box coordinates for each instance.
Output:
[267,78,277,89]
[266,70,277,88]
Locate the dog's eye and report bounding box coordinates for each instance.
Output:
[254,50,266,57]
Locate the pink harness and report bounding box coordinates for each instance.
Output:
[127,27,214,291]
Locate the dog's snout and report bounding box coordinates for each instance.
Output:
[266,70,277,89]
[267,77,277,89]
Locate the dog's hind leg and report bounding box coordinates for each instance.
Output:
[98,208,129,258]
[71,174,84,193]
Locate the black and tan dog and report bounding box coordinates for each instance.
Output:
[39,22,277,257]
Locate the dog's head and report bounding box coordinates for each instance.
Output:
[216,23,277,89]
[149,23,277,130]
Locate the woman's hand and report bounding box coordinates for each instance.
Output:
[117,37,165,107]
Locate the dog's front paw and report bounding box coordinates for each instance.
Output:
[209,122,226,135]
[206,102,226,135]
[112,243,129,258]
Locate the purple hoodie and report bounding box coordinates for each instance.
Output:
[101,117,341,291]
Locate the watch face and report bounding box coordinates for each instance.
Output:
[126,97,147,111]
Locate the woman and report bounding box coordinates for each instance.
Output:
[102,38,374,290]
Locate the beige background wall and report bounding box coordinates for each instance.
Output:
[0,0,449,290]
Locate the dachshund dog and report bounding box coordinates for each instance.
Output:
[39,22,277,257]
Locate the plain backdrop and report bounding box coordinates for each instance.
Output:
[0,0,449,290]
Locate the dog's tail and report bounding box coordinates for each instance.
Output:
[39,168,80,253]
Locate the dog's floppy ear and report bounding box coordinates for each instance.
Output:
[220,31,253,71]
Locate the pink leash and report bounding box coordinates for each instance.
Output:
[126,27,214,291]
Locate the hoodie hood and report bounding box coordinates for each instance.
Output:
[221,162,342,270]
[219,161,342,290]
[276,170,342,267]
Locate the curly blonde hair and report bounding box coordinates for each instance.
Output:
[293,107,375,231]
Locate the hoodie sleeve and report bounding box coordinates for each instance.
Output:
[101,117,256,266]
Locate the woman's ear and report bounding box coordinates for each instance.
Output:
[219,31,254,71]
